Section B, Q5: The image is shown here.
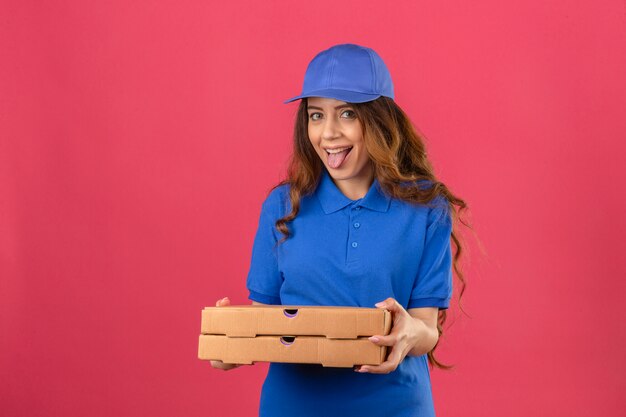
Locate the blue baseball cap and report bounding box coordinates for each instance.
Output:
[283,43,394,104]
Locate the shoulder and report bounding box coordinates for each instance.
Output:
[399,178,434,191]
[261,182,291,219]
[427,195,451,225]
[395,180,450,223]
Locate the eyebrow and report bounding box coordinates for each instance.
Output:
[306,104,352,111]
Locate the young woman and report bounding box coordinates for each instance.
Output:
[211,43,469,417]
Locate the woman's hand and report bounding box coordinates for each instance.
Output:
[354,297,425,374]
[209,296,252,371]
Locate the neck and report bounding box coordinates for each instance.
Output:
[330,165,375,201]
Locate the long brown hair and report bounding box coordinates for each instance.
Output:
[269,96,473,370]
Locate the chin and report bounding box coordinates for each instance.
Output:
[328,170,354,180]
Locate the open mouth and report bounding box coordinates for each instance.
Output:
[326,146,353,169]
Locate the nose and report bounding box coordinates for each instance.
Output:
[321,116,341,141]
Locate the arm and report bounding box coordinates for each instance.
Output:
[404,199,452,357]
[355,299,440,374]
[407,307,439,357]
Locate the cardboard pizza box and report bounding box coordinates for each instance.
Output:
[197,305,392,367]
[198,334,386,368]
[200,305,392,339]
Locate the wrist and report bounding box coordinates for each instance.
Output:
[407,318,439,357]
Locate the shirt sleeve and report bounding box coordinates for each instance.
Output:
[245,192,283,305]
[408,198,453,310]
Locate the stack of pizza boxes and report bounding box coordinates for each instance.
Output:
[198,305,392,367]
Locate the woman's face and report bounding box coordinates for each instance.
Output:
[306,96,373,183]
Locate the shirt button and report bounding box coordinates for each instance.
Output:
[353,222,360,228]
[352,242,358,248]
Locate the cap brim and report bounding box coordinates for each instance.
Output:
[283,88,382,104]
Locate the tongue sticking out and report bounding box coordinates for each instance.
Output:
[328,148,352,169]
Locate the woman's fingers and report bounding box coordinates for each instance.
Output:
[210,357,255,370]
[367,334,396,347]
[374,297,410,320]
[210,298,253,370]
[210,359,253,371]
[210,360,242,371]
[356,342,408,374]
[215,297,231,307]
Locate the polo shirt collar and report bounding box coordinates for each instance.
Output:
[316,169,392,214]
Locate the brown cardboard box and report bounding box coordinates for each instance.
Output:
[198,335,385,367]
[198,305,392,368]
[200,305,391,338]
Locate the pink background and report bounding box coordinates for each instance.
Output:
[1,1,625,416]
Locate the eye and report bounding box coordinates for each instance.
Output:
[341,110,356,119]
[309,112,322,121]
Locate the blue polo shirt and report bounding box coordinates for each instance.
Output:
[246,168,453,417]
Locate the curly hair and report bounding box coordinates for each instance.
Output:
[268,96,473,370]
